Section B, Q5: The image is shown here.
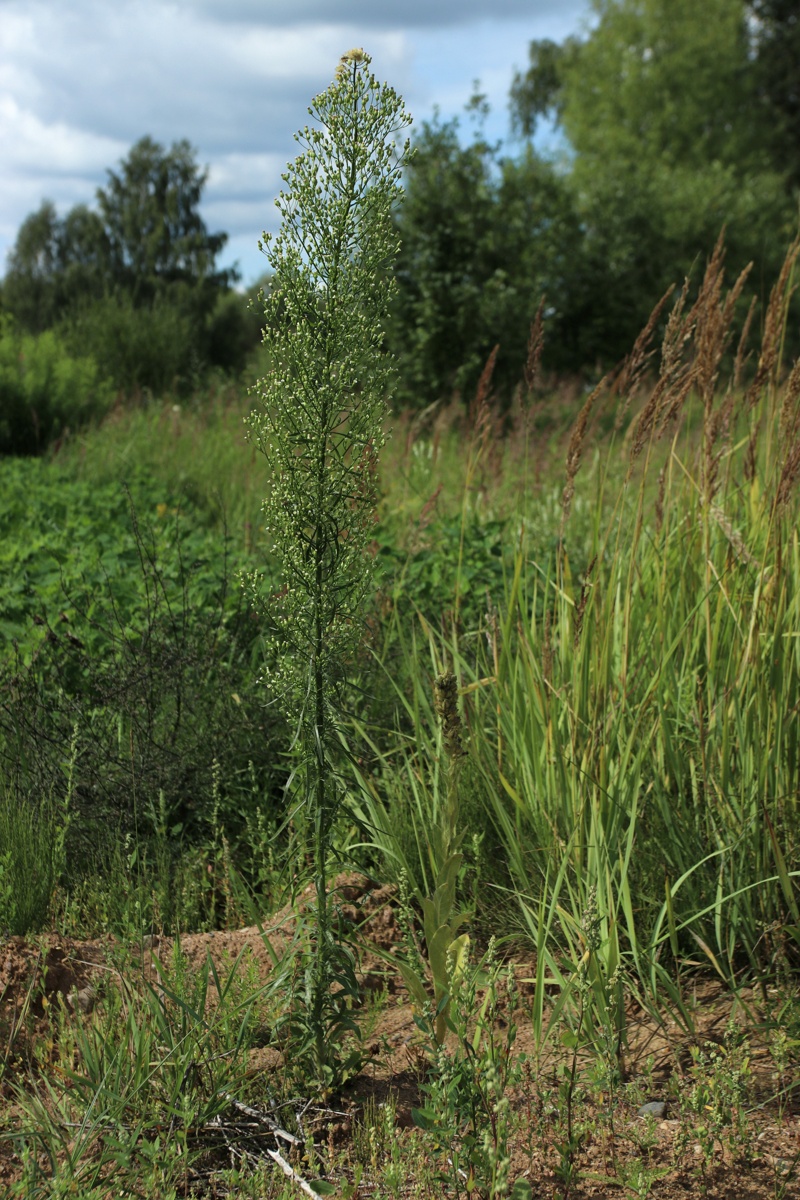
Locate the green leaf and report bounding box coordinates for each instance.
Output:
[411,1107,437,1132]
[394,959,429,1011]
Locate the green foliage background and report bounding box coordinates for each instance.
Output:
[2,0,798,435]
[1,137,263,408]
[391,0,799,403]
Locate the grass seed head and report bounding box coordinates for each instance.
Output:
[562,377,606,525]
[745,236,800,412]
[524,300,546,394]
[434,671,464,760]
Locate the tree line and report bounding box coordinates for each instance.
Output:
[1,0,798,438]
[389,0,800,405]
[1,136,262,401]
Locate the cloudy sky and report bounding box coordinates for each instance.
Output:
[0,0,592,287]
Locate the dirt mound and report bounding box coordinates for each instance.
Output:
[0,873,399,1019]
[1,935,107,1017]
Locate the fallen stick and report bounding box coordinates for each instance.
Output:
[267,1147,325,1200]
[219,1092,300,1144]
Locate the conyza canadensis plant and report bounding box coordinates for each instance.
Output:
[247,49,411,1092]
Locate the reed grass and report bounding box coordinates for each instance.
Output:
[347,237,800,1056]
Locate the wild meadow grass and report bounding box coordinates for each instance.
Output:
[49,383,271,552]
[7,238,800,986]
[349,237,800,1050]
[2,234,800,1196]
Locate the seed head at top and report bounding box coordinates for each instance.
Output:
[434,672,464,760]
[336,47,368,78]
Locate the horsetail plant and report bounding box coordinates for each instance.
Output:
[247,49,411,1091]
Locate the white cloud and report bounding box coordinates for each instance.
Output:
[204,152,287,245]
[0,96,127,243]
[0,96,125,176]
[1,2,409,151]
[0,0,591,284]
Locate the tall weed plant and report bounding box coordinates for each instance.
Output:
[247,49,410,1090]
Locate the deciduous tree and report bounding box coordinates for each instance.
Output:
[2,138,251,391]
[390,114,581,404]
[748,0,800,188]
[97,135,234,310]
[509,0,794,359]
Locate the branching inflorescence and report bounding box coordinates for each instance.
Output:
[247,49,411,1089]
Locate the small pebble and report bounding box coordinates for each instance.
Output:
[636,1100,667,1118]
[67,985,96,1014]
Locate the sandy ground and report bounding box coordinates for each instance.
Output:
[2,875,798,1198]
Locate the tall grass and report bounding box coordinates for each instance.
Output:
[0,789,59,937]
[9,945,263,1198]
[48,365,580,559]
[349,237,800,1047]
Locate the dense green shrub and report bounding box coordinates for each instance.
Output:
[0,319,113,454]
[60,292,200,395]
[59,288,263,396]
[204,288,264,376]
[389,118,582,407]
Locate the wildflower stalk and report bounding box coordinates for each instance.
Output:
[248,50,410,1089]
